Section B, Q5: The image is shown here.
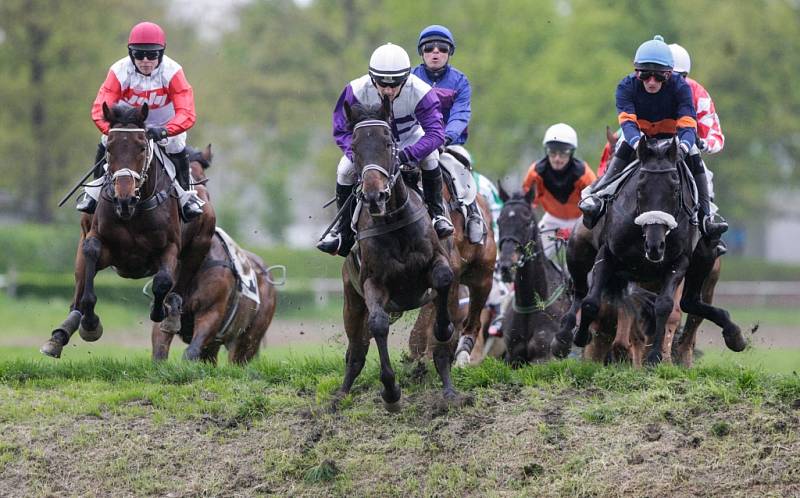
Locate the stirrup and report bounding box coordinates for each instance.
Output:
[701,214,728,238]
[76,193,97,214]
[466,215,484,244]
[180,195,205,222]
[432,215,454,238]
[579,195,604,229]
[316,231,342,255]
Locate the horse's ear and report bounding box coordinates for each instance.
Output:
[637,136,649,161]
[102,102,112,123]
[667,137,679,162]
[139,102,149,121]
[381,95,392,120]
[606,126,616,145]
[498,180,509,203]
[343,101,352,124]
[203,144,213,163]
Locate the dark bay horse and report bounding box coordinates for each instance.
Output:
[336,98,466,411]
[41,102,215,358]
[495,189,570,365]
[553,137,746,364]
[151,228,278,364]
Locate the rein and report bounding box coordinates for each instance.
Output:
[354,119,401,200]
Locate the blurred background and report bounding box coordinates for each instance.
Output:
[0,0,798,365]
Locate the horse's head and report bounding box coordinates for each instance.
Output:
[634,137,682,263]
[102,102,153,220]
[496,186,538,283]
[345,97,397,217]
[187,143,212,184]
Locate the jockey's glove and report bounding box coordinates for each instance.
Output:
[444,136,453,147]
[146,126,168,141]
[398,150,410,165]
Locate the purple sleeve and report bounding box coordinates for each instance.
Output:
[404,90,445,161]
[332,84,357,160]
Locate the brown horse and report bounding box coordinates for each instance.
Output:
[335,99,466,411]
[406,152,497,367]
[151,228,278,364]
[41,102,215,358]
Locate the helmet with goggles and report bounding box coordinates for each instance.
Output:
[369,43,411,87]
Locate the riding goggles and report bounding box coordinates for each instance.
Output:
[545,144,575,157]
[636,70,670,83]
[372,76,406,88]
[131,49,163,61]
[422,41,451,54]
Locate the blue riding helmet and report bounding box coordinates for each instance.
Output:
[417,25,456,55]
[633,35,673,70]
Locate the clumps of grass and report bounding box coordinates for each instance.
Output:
[711,420,731,437]
[303,459,340,483]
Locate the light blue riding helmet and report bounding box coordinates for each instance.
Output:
[633,35,674,70]
[417,25,456,55]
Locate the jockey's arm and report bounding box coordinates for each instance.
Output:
[332,85,355,160]
[522,163,538,200]
[616,78,643,148]
[90,70,123,135]
[445,77,471,143]
[165,69,196,136]
[403,92,445,162]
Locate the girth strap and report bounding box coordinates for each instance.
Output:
[138,188,171,211]
[356,203,428,240]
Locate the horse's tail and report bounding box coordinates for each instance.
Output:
[625,287,658,337]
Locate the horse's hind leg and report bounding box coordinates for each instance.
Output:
[676,257,720,366]
[455,277,491,367]
[645,257,689,365]
[681,246,746,352]
[335,279,370,404]
[160,292,183,334]
[151,323,175,361]
[431,258,465,403]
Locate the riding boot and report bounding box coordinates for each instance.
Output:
[169,150,205,222]
[465,201,484,244]
[76,144,107,213]
[317,183,356,256]
[421,168,454,238]
[692,168,728,238]
[579,142,634,229]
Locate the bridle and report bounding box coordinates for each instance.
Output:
[105,127,155,201]
[353,119,400,201]
[498,199,540,269]
[634,164,680,234]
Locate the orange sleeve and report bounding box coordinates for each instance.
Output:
[577,161,597,190]
[166,69,196,135]
[90,70,122,135]
[522,163,538,196]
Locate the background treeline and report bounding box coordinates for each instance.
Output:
[1,0,799,242]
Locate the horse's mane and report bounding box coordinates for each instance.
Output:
[349,102,387,126]
[108,102,145,127]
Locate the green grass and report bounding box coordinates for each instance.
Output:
[697,348,800,375]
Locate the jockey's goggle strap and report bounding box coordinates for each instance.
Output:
[106,128,155,190]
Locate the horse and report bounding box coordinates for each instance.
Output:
[494,188,570,365]
[187,143,212,192]
[552,137,746,364]
[334,98,467,411]
[406,168,497,367]
[40,102,216,358]
[151,227,278,364]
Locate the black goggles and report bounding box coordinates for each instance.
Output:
[421,41,451,54]
[546,144,574,156]
[636,70,670,83]
[131,49,162,61]
[373,77,405,88]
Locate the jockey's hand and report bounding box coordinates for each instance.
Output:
[698,138,707,151]
[438,137,453,154]
[678,142,690,162]
[397,150,410,165]
[146,126,168,141]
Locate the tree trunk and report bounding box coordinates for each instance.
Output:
[30,18,52,222]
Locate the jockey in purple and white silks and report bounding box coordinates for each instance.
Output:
[317,43,453,257]
[411,25,484,244]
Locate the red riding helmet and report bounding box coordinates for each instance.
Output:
[128,22,166,50]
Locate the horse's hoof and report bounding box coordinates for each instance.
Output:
[40,339,63,358]
[383,400,402,413]
[78,321,103,342]
[551,336,571,359]
[645,351,662,366]
[159,314,181,334]
[722,325,748,352]
[574,328,592,348]
[381,386,402,407]
[454,350,471,368]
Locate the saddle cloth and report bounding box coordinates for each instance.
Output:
[214,227,261,306]
[439,151,477,205]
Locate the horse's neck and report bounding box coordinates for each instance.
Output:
[386,176,409,214]
[515,234,551,306]
[141,156,169,199]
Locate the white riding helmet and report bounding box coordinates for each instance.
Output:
[369,43,411,86]
[542,123,578,149]
[669,43,691,74]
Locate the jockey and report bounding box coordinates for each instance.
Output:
[76,21,205,221]
[318,43,453,256]
[412,25,483,244]
[523,123,597,257]
[579,35,727,238]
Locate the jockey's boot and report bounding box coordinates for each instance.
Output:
[421,168,454,238]
[170,150,205,222]
[465,201,484,244]
[316,183,356,256]
[76,144,108,214]
[692,168,728,238]
[578,153,628,229]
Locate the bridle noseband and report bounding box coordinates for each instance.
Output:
[498,199,540,268]
[634,165,680,233]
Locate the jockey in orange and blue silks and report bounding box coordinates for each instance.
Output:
[317,43,452,257]
[76,21,205,221]
[579,35,727,239]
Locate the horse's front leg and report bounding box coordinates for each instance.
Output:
[336,276,370,404]
[430,256,464,402]
[362,278,400,412]
[150,244,180,323]
[77,235,110,342]
[455,277,491,367]
[645,257,689,365]
[553,239,596,358]
[573,245,616,348]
